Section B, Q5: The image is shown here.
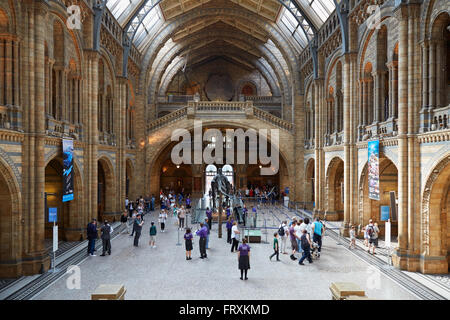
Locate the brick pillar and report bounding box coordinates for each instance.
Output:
[313,79,325,216]
[116,77,128,214]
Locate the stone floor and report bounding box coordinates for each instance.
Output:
[34,208,418,300]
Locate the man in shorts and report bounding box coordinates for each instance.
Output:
[288,221,298,260]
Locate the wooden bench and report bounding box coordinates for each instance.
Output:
[329,282,365,300]
[91,284,126,300]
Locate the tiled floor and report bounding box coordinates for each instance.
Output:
[34,209,418,300]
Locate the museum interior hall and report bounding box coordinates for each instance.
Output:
[0,0,449,301]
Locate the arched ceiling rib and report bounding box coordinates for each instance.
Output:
[145,24,292,105]
[140,7,300,95]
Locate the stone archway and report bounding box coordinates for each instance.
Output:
[0,157,22,278]
[325,157,344,221]
[421,155,450,274]
[358,156,398,238]
[98,157,115,222]
[45,157,84,241]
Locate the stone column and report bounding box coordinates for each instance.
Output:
[392,4,409,270]
[428,41,436,110]
[293,93,304,202]
[0,39,4,104]
[313,81,322,215]
[5,39,13,105]
[406,6,421,271]
[116,76,128,215]
[341,53,352,236]
[13,40,19,106]
[435,41,443,108]
[372,71,380,123]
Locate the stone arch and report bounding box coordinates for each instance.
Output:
[421,155,450,273]
[146,122,292,197]
[237,80,258,97]
[97,156,116,221]
[0,7,10,32]
[0,155,22,277]
[358,155,398,237]
[325,156,344,221]
[44,154,84,241]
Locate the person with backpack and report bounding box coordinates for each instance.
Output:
[278,221,288,254]
[269,232,280,261]
[367,219,379,255]
[311,217,324,257]
[298,229,313,265]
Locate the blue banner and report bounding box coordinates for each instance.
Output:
[62,139,74,202]
[368,140,380,200]
[380,206,390,221]
[49,207,58,223]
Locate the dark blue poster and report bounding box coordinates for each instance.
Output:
[380,206,390,221]
[62,139,74,202]
[368,140,380,200]
[49,207,58,223]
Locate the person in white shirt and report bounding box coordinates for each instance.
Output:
[294,218,303,254]
[231,222,240,252]
[159,209,167,232]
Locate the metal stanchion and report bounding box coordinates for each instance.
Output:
[176,225,182,246]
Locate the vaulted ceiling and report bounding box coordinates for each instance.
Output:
[105,0,336,103]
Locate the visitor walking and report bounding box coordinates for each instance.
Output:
[133,214,144,247]
[196,223,208,259]
[159,209,167,232]
[311,217,323,257]
[269,233,280,261]
[149,221,157,248]
[129,210,137,237]
[237,238,250,280]
[288,221,298,260]
[299,229,313,265]
[150,194,155,211]
[349,225,356,249]
[178,206,186,230]
[367,220,379,255]
[184,228,193,260]
[87,219,98,256]
[231,221,240,252]
[100,220,113,256]
[278,221,288,254]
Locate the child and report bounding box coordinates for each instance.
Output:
[184,228,193,260]
[159,209,167,232]
[149,221,157,248]
[363,226,369,247]
[349,225,356,249]
[269,232,280,261]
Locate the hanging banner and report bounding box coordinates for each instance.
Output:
[62,139,74,202]
[368,140,380,200]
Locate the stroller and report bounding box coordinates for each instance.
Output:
[310,241,320,259]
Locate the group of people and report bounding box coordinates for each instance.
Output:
[272,216,325,266]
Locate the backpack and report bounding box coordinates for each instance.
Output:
[278,225,285,237]
[301,234,309,249]
[367,225,375,238]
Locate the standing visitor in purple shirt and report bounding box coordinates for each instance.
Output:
[237,239,251,280]
[196,223,208,259]
[184,228,193,260]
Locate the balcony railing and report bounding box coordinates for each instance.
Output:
[46,117,82,140]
